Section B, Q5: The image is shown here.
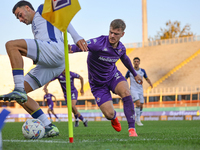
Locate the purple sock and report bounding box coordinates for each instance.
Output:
[122,95,135,128]
[78,115,84,121]
[48,113,51,119]
[75,114,78,119]
[54,114,58,119]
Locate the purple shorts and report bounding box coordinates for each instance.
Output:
[90,70,126,107]
[48,102,54,111]
[64,90,78,104]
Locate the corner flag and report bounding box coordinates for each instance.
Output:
[42,0,81,143]
[42,0,81,32]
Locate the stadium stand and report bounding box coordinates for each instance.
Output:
[1,37,200,110]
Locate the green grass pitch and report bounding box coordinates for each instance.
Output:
[2,120,200,150]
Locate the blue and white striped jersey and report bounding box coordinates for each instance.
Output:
[125,68,148,93]
[32,5,63,43]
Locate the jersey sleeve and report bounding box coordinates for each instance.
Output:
[120,54,137,77]
[50,94,55,99]
[86,36,104,52]
[71,35,105,53]
[71,72,80,79]
[141,69,148,79]
[37,4,43,15]
[67,23,83,44]
[125,70,130,79]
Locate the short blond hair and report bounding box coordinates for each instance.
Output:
[110,19,126,31]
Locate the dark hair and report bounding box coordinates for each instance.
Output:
[110,19,126,31]
[133,57,140,61]
[12,0,34,14]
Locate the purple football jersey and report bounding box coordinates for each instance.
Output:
[44,93,54,106]
[52,71,79,97]
[86,35,126,84]
[71,35,137,85]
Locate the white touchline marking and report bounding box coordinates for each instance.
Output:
[2,137,200,144]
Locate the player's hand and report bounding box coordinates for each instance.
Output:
[68,44,73,53]
[134,75,143,85]
[80,89,84,96]
[76,39,88,52]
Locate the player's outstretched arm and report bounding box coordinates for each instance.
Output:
[146,78,153,88]
[43,81,51,91]
[67,23,88,51]
[53,95,57,106]
[43,97,45,106]
[120,54,142,84]
[70,44,85,53]
[79,75,84,96]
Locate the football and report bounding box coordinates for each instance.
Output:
[22,119,45,139]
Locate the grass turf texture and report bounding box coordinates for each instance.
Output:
[2,120,200,150]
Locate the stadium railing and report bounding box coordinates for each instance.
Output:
[124,35,200,48]
[2,86,200,110]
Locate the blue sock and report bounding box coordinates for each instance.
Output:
[31,108,51,127]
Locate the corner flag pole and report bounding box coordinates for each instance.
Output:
[64,32,73,143]
[42,0,81,144]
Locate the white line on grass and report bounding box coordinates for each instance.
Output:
[3,137,200,144]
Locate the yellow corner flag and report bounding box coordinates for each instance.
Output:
[42,0,81,32]
[42,0,81,143]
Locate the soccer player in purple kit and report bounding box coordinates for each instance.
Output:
[43,89,60,123]
[44,70,88,127]
[70,19,143,136]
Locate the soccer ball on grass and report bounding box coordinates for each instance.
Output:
[22,119,45,139]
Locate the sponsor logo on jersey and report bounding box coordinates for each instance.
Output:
[60,80,66,83]
[98,56,118,62]
[52,0,71,11]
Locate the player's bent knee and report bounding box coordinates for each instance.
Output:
[135,100,141,107]
[104,111,115,120]
[136,104,140,107]
[123,90,131,97]
[5,40,15,52]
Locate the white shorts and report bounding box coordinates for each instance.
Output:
[24,39,65,90]
[130,90,144,104]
